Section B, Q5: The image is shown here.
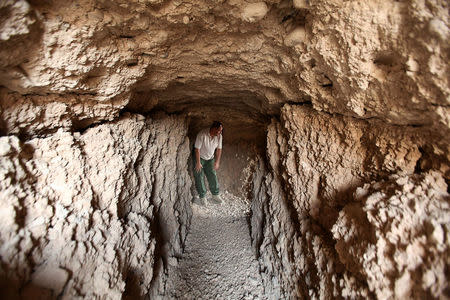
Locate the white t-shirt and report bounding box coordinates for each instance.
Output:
[194,128,223,160]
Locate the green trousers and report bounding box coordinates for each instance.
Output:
[193,151,220,198]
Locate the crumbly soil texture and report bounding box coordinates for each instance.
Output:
[166,191,267,299]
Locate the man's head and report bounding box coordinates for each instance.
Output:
[209,121,223,137]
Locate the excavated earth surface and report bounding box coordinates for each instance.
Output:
[0,0,449,299]
[166,192,266,300]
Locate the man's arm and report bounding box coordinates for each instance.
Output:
[195,148,202,172]
[214,148,222,170]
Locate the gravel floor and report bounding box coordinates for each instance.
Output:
[166,191,267,299]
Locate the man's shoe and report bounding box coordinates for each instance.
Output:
[209,194,221,204]
[193,196,205,205]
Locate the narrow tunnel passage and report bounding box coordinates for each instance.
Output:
[0,1,449,299]
[155,99,271,298]
[119,92,274,299]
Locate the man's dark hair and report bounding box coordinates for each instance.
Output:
[210,121,223,129]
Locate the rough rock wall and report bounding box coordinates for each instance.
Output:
[0,0,448,142]
[333,172,449,299]
[215,142,260,198]
[303,0,449,131]
[0,113,192,298]
[250,105,449,299]
[0,87,124,137]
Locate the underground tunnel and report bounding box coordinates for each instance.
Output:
[0,0,449,299]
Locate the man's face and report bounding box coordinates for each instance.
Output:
[211,126,223,137]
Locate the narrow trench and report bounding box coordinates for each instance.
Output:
[162,108,270,299]
[119,98,273,299]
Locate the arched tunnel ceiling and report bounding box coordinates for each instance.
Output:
[127,74,287,143]
[0,1,449,298]
[127,86,274,144]
[0,0,448,142]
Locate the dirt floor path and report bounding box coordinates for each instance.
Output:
[166,191,266,299]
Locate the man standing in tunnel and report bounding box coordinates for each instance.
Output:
[193,121,223,205]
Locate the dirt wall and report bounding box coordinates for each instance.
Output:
[0,113,191,298]
[250,105,449,299]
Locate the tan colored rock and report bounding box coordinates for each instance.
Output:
[0,0,447,142]
[241,2,270,23]
[0,113,192,298]
[0,0,448,298]
[0,88,127,136]
[31,264,69,294]
[304,0,449,133]
[250,104,447,298]
[293,0,308,9]
[333,172,449,299]
[284,26,307,46]
[276,105,421,222]
[0,0,40,70]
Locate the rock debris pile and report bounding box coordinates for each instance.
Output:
[0,0,449,299]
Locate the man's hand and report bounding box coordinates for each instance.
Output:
[195,148,202,172]
[214,148,222,171]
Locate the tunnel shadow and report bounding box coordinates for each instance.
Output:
[122,270,142,300]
